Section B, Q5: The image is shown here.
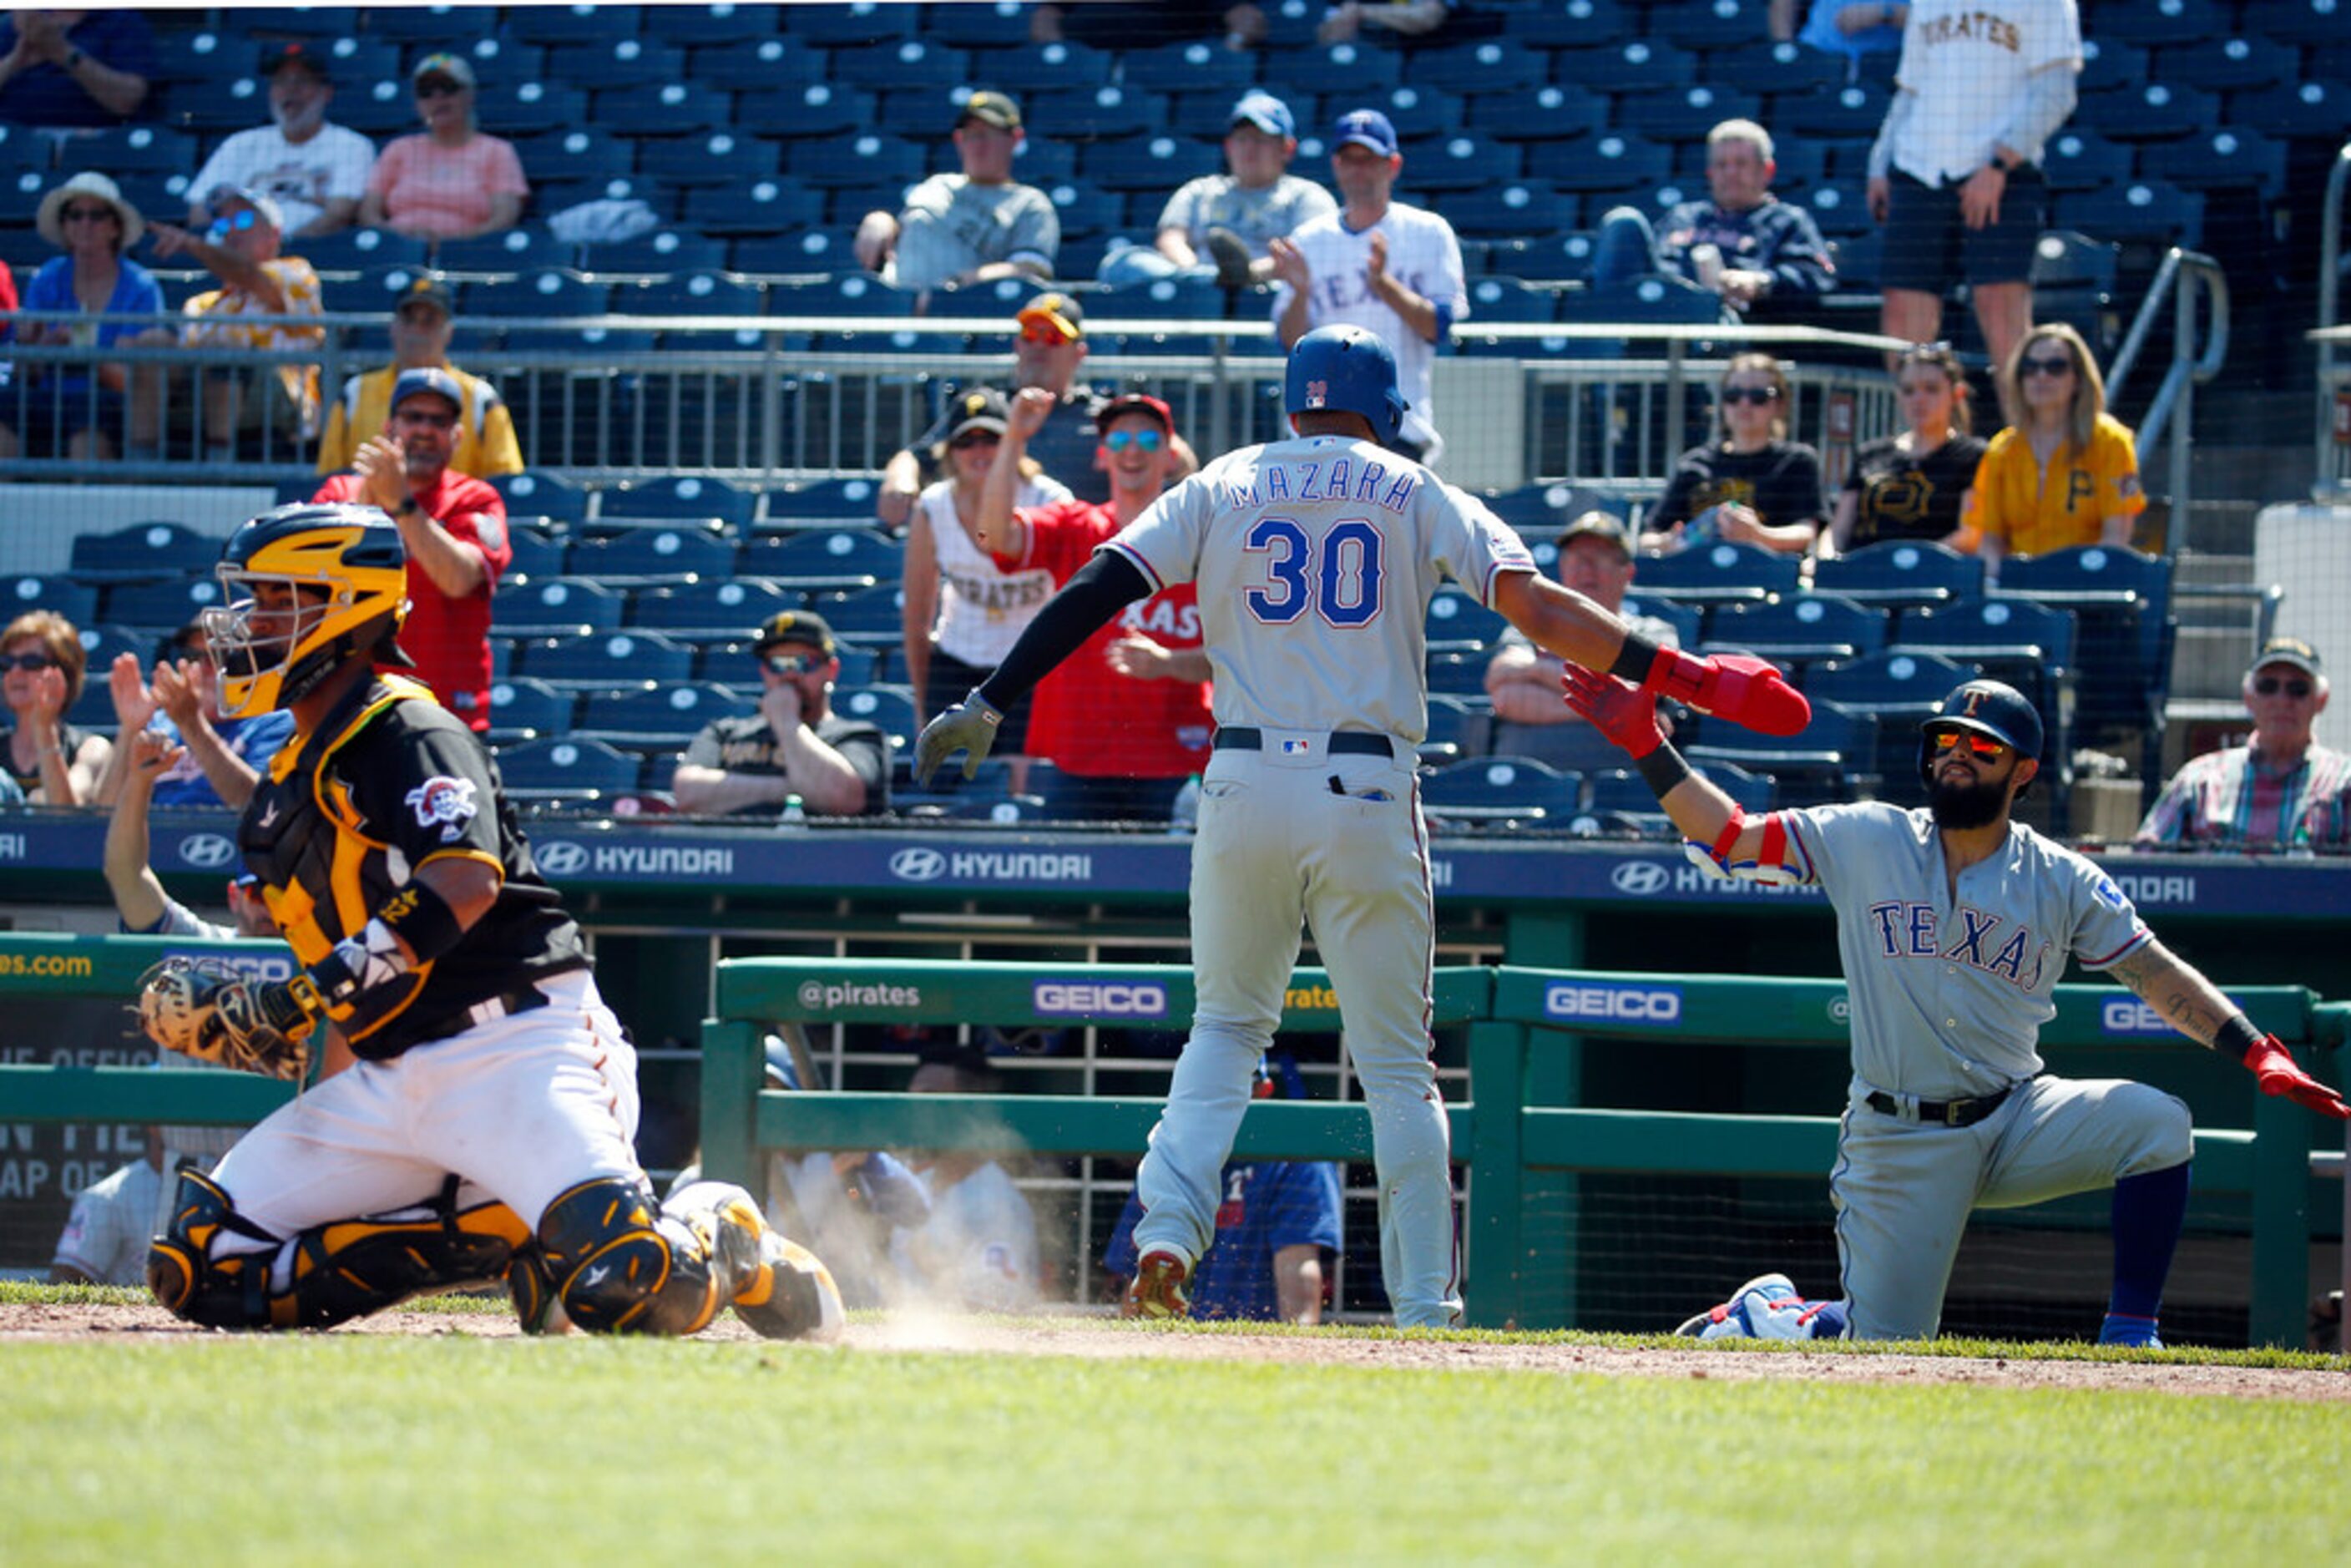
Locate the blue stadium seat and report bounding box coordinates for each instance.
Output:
[741,529,903,592]
[2141,129,2288,194]
[634,132,779,195]
[1555,274,1726,329]
[1502,0,1632,48]
[513,630,695,689]
[1425,650,1493,698]
[1825,230,1881,289]
[1808,649,1984,802]
[1124,38,1256,94]
[830,38,970,91]
[783,131,927,191]
[1464,83,1610,144]
[67,625,146,715]
[503,4,640,45]
[1777,83,1893,141]
[1401,132,1518,193]
[545,37,685,89]
[574,682,751,746]
[467,268,606,323]
[1992,546,2169,741]
[502,525,566,584]
[924,2,1033,49]
[1703,38,1845,97]
[2151,36,2296,95]
[2074,83,2222,142]
[2226,81,2351,143]
[1008,138,1078,187]
[1813,541,1984,611]
[1552,38,1698,94]
[1289,40,1407,98]
[1422,756,1581,829]
[832,685,920,751]
[695,640,879,686]
[759,478,888,527]
[2041,130,2136,193]
[465,36,546,83]
[1648,0,1773,51]
[2093,0,2226,47]
[5,574,99,632]
[356,8,481,43]
[630,579,805,640]
[2260,0,2351,46]
[2055,180,2203,247]
[1528,133,1671,193]
[493,736,641,803]
[690,183,828,242]
[1892,594,2076,678]
[1625,542,1797,605]
[1590,759,1772,817]
[581,230,730,278]
[497,577,629,637]
[292,227,431,274]
[1800,181,1873,238]
[567,527,739,585]
[1685,697,1875,802]
[595,476,756,530]
[1421,692,1488,762]
[432,226,564,276]
[69,522,222,585]
[1439,183,1580,241]
[492,470,591,528]
[687,37,826,94]
[654,3,781,44]
[1095,276,1227,322]
[1030,84,1166,140]
[483,676,576,746]
[2077,37,2150,99]
[1617,594,1703,651]
[1368,85,1469,143]
[473,83,590,139]
[1463,275,1558,324]
[251,8,357,37]
[1705,593,1889,669]
[1084,134,1222,194]
[100,577,227,635]
[590,82,722,137]
[1484,482,1627,539]
[76,124,196,175]
[627,271,766,322]
[816,584,911,645]
[1618,84,1763,144]
[979,42,1116,94]
[1425,586,1509,650]
[157,74,269,134]
[1410,38,1546,96]
[782,2,918,44]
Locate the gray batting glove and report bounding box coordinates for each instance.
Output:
[913,690,1004,786]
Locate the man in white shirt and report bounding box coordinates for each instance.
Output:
[1866,0,2081,370]
[185,41,375,240]
[1267,107,1468,464]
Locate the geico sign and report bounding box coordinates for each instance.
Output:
[1033,981,1170,1018]
[1544,982,1683,1024]
[2101,998,2174,1035]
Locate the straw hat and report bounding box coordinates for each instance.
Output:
[37,170,144,250]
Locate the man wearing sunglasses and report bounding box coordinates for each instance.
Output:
[315,276,523,480]
[2137,636,2351,853]
[1566,671,2350,1348]
[671,610,889,819]
[136,186,322,463]
[185,43,374,240]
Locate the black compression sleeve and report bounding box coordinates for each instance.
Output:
[976,550,1153,711]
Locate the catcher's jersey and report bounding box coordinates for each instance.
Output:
[1105,434,1534,743]
[239,675,587,1060]
[1782,802,2149,1098]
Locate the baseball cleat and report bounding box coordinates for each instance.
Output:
[2096,1312,2164,1349]
[1675,1273,1813,1341]
[1121,1247,1195,1320]
[734,1231,848,1343]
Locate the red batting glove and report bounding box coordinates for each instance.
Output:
[1561,666,1665,759]
[2242,1034,2351,1120]
[1642,649,1812,737]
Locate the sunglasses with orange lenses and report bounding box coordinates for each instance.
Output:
[1929,727,2008,759]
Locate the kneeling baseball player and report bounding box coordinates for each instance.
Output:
[137,503,842,1338]
[1565,670,2348,1347]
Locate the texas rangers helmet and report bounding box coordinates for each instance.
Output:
[1918,679,2044,787]
[1285,323,1407,447]
[207,502,411,716]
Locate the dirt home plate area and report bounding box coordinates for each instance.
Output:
[3,1299,2343,1402]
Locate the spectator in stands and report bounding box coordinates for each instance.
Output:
[895,1045,1042,1313]
[105,728,280,943]
[5,172,160,463]
[89,620,293,812]
[0,258,16,463]
[316,276,522,479]
[2137,638,2351,854]
[0,8,151,129]
[311,367,513,731]
[1773,2,1907,72]
[1969,322,2142,572]
[1100,90,1336,292]
[1591,119,1836,314]
[1030,2,1267,53]
[136,188,324,463]
[855,91,1058,299]
[1269,109,1467,464]
[1485,512,1681,768]
[902,387,1073,747]
[671,609,891,819]
[2,608,109,803]
[1318,1,1450,45]
[185,42,375,241]
[357,53,529,242]
[978,389,1214,822]
[1828,341,1985,554]
[1641,353,1828,555]
[1867,0,2081,372]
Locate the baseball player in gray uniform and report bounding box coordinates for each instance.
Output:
[1564,671,2350,1346]
[915,325,1813,1328]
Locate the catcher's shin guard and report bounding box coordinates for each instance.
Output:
[538,1176,742,1336]
[149,1171,529,1330]
[667,1180,847,1341]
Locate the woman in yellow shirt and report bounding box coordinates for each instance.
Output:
[1969,322,2145,573]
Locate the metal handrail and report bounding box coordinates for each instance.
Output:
[2101,249,2228,554]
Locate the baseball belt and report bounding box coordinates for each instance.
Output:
[1865,1084,2016,1128]
[419,981,554,1045]
[1212,727,1398,758]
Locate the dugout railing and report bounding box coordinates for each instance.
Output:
[696,956,2344,1345]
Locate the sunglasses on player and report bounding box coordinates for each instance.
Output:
[1019,323,1074,346]
[1103,428,1164,453]
[1929,728,2008,760]
[2253,676,2313,699]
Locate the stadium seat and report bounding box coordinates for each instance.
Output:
[502,525,566,584]
[829,38,971,92]
[759,478,888,527]
[1426,650,1493,698]
[474,83,590,140]
[156,75,270,134]
[493,736,641,803]
[685,33,824,94]
[1807,650,1984,804]
[631,579,806,640]
[1501,0,1632,49]
[1426,587,1509,650]
[1363,85,1468,144]
[1551,38,1698,95]
[580,230,730,278]
[1421,692,1489,763]
[513,630,695,689]
[2226,81,2351,143]
[1555,275,1726,330]
[783,131,928,192]
[294,227,431,274]
[467,268,606,323]
[1125,38,1256,94]
[2151,36,2296,95]
[589,81,720,137]
[1029,84,1165,141]
[1703,38,1844,97]
[574,681,751,747]
[743,529,903,593]
[2141,129,2288,194]
[1421,756,1581,829]
[832,685,920,751]
[2040,130,2136,194]
[923,2,1032,48]
[1616,594,1704,651]
[2094,0,2226,47]
[567,528,738,585]
[627,271,766,326]
[594,476,755,531]
[492,470,591,528]
[432,226,564,276]
[734,81,872,139]
[1685,696,1875,802]
[1648,0,1772,50]
[1812,540,1984,611]
[1618,84,1763,144]
[1401,132,1517,194]
[99,577,228,635]
[2259,0,2351,46]
[5,574,99,633]
[1411,37,1546,96]
[1084,134,1222,194]
[2074,83,2222,143]
[1095,276,1226,323]
[1436,182,1578,242]
[1590,759,1772,816]
[546,37,685,90]
[689,181,827,240]
[250,8,356,37]
[1625,543,1798,606]
[1892,594,2077,680]
[1825,230,1882,289]
[2075,37,2148,99]
[504,3,640,44]
[1777,83,1893,141]
[2055,180,2204,248]
[782,2,918,44]
[1528,133,1671,193]
[631,131,778,194]
[1800,181,1874,237]
[483,677,577,746]
[1464,83,1611,145]
[1705,593,1889,670]
[69,522,222,585]
[1463,276,1558,325]
[980,41,1116,94]
[75,124,195,175]
[1992,546,2169,741]
[497,577,628,637]
[811,584,910,645]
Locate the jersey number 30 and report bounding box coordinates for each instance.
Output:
[1244,516,1385,627]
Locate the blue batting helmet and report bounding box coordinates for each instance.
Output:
[1285,324,1407,447]
[1919,679,2044,788]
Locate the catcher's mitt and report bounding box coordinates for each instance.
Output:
[136,956,315,1082]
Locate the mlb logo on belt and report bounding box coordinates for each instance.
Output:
[1281,739,1310,755]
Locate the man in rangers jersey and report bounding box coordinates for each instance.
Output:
[916,326,1811,1328]
[138,503,841,1338]
[1267,108,1467,465]
[1563,671,2349,1346]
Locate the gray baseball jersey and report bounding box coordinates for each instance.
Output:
[1784,802,2150,1100]
[1105,432,1535,743]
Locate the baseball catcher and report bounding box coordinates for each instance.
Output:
[136,503,842,1339]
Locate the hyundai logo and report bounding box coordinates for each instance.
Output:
[179,832,239,870]
[536,840,589,878]
[1610,861,1671,895]
[889,847,947,882]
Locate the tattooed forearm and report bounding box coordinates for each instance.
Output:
[2110,939,2239,1049]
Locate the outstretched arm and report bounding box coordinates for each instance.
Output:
[2108,939,2350,1119]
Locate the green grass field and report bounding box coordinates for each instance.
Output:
[5,1292,2344,1565]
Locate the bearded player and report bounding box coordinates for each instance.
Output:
[136,503,842,1338]
[1562,670,2350,1346]
[915,324,1813,1328]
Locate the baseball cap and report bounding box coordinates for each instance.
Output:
[215,185,284,232]
[1333,108,1399,158]
[1557,510,1634,559]
[1016,290,1084,342]
[390,366,465,413]
[944,387,1011,443]
[1231,90,1295,139]
[394,275,455,319]
[1097,392,1174,437]
[411,52,477,90]
[260,42,331,81]
[755,609,837,658]
[2249,635,2323,682]
[957,90,1022,132]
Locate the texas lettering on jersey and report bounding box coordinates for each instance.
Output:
[1864,899,2055,991]
[1312,260,1439,316]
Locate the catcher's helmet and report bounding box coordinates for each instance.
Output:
[1285,323,1407,447]
[1918,679,2044,788]
[205,503,411,717]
